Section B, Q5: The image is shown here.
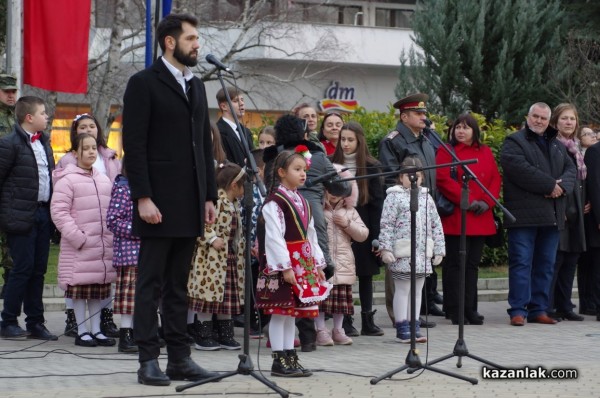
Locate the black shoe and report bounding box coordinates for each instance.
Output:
[559,311,584,321]
[166,356,219,381]
[433,293,444,305]
[93,332,116,346]
[300,342,316,352]
[64,309,78,338]
[118,328,138,353]
[193,320,220,351]
[342,315,360,337]
[426,303,446,317]
[75,332,98,347]
[216,319,241,350]
[138,359,170,386]
[100,308,119,338]
[360,310,384,336]
[580,308,597,316]
[285,349,312,376]
[464,312,483,325]
[418,317,436,328]
[0,323,29,339]
[27,323,58,340]
[271,351,303,377]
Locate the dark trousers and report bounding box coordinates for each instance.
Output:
[134,237,196,363]
[358,275,373,312]
[296,317,316,345]
[587,247,600,313]
[0,206,51,327]
[577,250,596,313]
[549,251,580,313]
[442,235,485,318]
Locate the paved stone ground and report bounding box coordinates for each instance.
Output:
[1,301,598,398]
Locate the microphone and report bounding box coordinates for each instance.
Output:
[371,239,379,251]
[304,169,344,188]
[205,54,232,73]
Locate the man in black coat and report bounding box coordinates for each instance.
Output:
[583,141,600,321]
[216,86,254,167]
[500,102,576,327]
[122,14,218,386]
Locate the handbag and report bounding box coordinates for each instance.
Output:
[435,145,458,217]
[254,268,295,308]
[485,214,505,248]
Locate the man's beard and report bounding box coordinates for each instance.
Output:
[174,44,198,67]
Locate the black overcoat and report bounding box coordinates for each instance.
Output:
[584,142,600,247]
[217,117,254,167]
[122,59,217,237]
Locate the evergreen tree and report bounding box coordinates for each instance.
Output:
[397,0,563,124]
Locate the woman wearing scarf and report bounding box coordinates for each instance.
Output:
[548,103,588,321]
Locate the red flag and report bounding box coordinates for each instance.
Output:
[23,0,91,94]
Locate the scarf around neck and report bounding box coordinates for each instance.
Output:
[557,135,586,180]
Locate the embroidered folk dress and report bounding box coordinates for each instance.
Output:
[258,185,332,317]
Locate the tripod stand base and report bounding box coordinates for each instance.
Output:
[370,348,478,385]
[426,338,505,371]
[176,354,289,397]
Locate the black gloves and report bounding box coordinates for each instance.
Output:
[324,263,335,280]
[468,200,489,215]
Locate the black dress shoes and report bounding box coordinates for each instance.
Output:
[138,359,171,386]
[166,356,219,381]
[27,323,58,340]
[0,324,29,339]
[427,303,446,317]
[418,317,436,328]
[558,311,584,321]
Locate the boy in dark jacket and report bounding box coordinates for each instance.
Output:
[0,96,56,340]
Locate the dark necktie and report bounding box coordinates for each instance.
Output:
[31,132,42,143]
[185,79,191,100]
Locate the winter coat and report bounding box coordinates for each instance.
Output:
[106,175,140,267]
[324,198,368,285]
[188,189,245,304]
[51,163,115,290]
[378,121,437,192]
[57,146,121,182]
[500,125,576,229]
[436,142,501,236]
[379,185,445,275]
[584,142,600,248]
[122,58,217,238]
[0,124,54,234]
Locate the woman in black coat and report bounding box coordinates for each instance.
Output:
[331,121,385,336]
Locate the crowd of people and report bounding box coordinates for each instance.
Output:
[1,12,599,388]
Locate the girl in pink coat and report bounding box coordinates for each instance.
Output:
[51,133,116,347]
[56,113,121,338]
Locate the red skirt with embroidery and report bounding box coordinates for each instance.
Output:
[256,240,332,318]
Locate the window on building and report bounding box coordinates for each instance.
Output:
[375,8,413,28]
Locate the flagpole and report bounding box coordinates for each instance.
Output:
[145,0,152,67]
[6,0,23,91]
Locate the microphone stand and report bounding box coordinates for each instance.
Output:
[337,162,478,384]
[177,71,288,397]
[418,130,511,372]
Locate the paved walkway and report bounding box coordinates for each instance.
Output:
[1,301,598,397]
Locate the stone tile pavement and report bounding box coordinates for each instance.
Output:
[0,301,598,397]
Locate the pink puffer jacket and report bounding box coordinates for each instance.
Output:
[51,163,116,290]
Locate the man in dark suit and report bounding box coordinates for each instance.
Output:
[122,14,218,386]
[584,141,600,321]
[216,87,254,167]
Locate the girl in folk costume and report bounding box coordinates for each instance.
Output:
[51,133,117,347]
[378,156,445,344]
[316,168,368,346]
[187,162,246,351]
[106,160,140,353]
[256,148,332,377]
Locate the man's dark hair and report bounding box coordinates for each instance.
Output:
[156,14,198,52]
[216,87,241,105]
[15,96,45,124]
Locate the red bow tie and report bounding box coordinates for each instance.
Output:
[31,132,42,143]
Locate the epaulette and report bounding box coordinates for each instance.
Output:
[385,130,400,140]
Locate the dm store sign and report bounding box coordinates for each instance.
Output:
[319,81,359,113]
